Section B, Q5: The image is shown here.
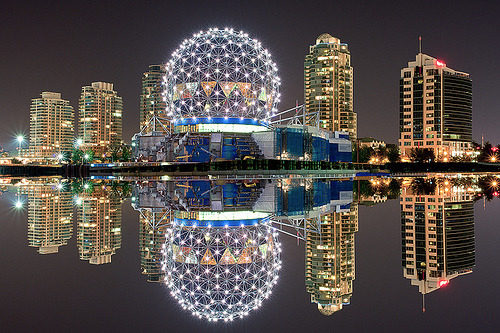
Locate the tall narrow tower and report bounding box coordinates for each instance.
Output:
[77,187,122,265]
[304,34,356,140]
[28,184,73,254]
[305,205,358,315]
[398,54,472,160]
[140,64,167,131]
[78,82,123,157]
[29,92,74,160]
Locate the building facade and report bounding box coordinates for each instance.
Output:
[77,188,122,265]
[399,54,472,160]
[140,65,167,132]
[305,205,358,315]
[305,34,357,140]
[400,180,475,296]
[28,184,73,254]
[29,92,74,160]
[139,209,170,282]
[78,82,123,158]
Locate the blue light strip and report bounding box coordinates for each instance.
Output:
[174,117,267,127]
[174,218,263,227]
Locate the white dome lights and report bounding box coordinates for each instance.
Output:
[164,28,281,122]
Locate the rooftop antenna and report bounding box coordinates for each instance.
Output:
[419,36,423,74]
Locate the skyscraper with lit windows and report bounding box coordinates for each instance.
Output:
[29,92,74,160]
[28,184,73,254]
[305,205,358,315]
[401,180,475,298]
[78,82,123,158]
[77,188,122,265]
[399,54,472,160]
[304,34,356,140]
[140,65,167,132]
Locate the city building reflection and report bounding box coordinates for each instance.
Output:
[133,181,172,282]
[400,177,475,305]
[27,183,73,254]
[76,185,122,265]
[132,178,358,319]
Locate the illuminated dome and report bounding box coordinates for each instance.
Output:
[164,28,281,123]
[162,220,281,322]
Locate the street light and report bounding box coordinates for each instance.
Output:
[82,153,90,164]
[16,135,24,157]
[76,138,83,147]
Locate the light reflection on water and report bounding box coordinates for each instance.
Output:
[1,174,498,330]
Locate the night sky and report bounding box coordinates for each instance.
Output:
[1,0,499,149]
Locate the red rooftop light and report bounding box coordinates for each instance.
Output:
[436,60,446,67]
[439,280,449,287]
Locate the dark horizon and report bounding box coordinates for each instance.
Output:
[1,0,498,150]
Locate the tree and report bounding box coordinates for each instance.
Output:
[386,144,400,163]
[409,148,435,163]
[72,149,83,164]
[410,177,437,195]
[387,179,401,199]
[120,145,132,162]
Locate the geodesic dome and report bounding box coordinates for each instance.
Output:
[164,28,281,123]
[162,221,281,322]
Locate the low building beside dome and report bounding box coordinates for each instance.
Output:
[133,116,352,163]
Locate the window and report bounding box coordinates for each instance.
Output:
[404,71,411,78]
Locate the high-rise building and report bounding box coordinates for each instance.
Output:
[399,54,472,160]
[305,205,358,315]
[78,82,123,157]
[29,92,74,160]
[139,209,170,282]
[28,184,73,254]
[304,34,357,140]
[140,65,167,131]
[77,188,122,264]
[401,180,475,298]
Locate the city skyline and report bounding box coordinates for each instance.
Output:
[1,1,499,150]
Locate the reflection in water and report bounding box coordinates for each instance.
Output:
[401,178,475,307]
[134,182,171,282]
[27,183,73,254]
[132,178,359,320]
[77,186,122,265]
[10,174,489,323]
[160,180,281,322]
[306,205,358,315]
